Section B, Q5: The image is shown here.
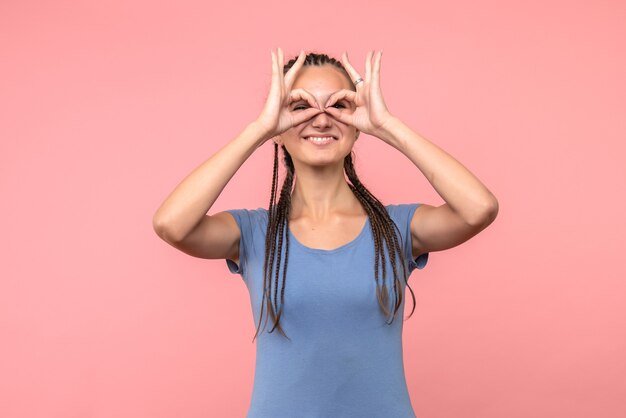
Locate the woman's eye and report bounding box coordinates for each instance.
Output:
[293,104,309,111]
[333,103,347,109]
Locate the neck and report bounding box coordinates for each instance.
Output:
[289,162,360,221]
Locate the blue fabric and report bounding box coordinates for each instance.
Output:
[225,203,428,418]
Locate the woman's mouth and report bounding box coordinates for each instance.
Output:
[303,136,337,145]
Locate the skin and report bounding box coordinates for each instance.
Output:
[151,47,501,349]
[153,47,498,264]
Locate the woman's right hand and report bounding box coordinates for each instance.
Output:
[254,48,323,141]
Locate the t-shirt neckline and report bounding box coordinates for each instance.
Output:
[288,216,370,254]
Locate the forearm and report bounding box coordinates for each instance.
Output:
[152,121,270,241]
[380,116,498,225]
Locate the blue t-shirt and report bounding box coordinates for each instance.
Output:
[225,203,429,418]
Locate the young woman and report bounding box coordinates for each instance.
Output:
[153,48,498,417]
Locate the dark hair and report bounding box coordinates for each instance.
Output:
[253,52,416,342]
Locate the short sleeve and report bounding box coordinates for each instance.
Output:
[386,203,429,273]
[224,207,267,278]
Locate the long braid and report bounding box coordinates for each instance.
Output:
[254,142,280,341]
[344,152,417,322]
[252,52,417,342]
[255,143,292,341]
[269,151,294,336]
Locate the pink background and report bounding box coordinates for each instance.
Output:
[2,0,625,417]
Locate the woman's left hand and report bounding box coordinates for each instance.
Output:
[324,50,395,140]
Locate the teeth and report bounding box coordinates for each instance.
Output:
[305,136,335,143]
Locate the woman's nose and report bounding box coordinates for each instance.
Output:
[311,110,332,128]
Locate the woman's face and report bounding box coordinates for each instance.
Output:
[277,65,357,168]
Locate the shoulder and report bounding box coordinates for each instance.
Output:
[226,207,268,219]
[384,203,422,222]
[225,207,269,232]
[383,202,422,240]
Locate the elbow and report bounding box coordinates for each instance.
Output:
[152,214,180,242]
[483,198,499,225]
[489,198,499,220]
[468,198,499,227]
[152,215,168,239]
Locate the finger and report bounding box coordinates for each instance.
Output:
[271,50,277,78]
[269,50,280,96]
[364,50,373,83]
[371,50,382,90]
[277,47,285,85]
[324,89,357,108]
[291,107,323,126]
[289,88,320,110]
[341,52,363,87]
[284,50,306,89]
[324,106,353,125]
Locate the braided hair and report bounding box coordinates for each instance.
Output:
[253,52,416,342]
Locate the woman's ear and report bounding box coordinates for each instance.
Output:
[273,135,282,145]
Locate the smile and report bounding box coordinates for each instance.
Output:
[303,136,337,145]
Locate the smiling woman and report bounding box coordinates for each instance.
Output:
[152,48,498,418]
[272,61,359,170]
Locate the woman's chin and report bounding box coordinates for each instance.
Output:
[295,154,351,169]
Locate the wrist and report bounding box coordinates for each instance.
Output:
[375,115,404,143]
[249,120,274,143]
